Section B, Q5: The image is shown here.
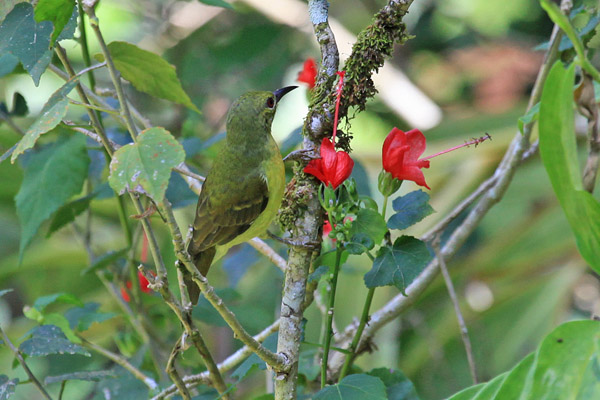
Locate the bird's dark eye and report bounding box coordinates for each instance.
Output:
[266,97,275,108]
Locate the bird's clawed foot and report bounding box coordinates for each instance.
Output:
[268,231,320,249]
[283,149,318,163]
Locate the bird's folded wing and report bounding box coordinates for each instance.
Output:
[189,176,269,253]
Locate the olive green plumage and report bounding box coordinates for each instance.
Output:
[186,86,296,303]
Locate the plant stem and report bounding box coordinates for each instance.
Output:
[79,337,158,390]
[321,245,343,387]
[338,287,375,380]
[0,327,53,400]
[83,6,139,139]
[432,236,478,384]
[381,194,389,218]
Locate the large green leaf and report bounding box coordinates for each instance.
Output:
[0,53,18,78]
[98,41,200,113]
[387,190,435,230]
[448,320,600,399]
[65,302,116,332]
[349,208,387,246]
[364,236,432,294]
[0,375,18,400]
[538,61,600,272]
[368,368,420,400]
[11,78,79,162]
[19,325,90,357]
[108,127,185,201]
[34,0,76,43]
[15,134,90,260]
[313,374,387,400]
[0,3,53,85]
[33,292,83,312]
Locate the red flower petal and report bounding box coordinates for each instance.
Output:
[381,127,430,189]
[297,58,317,89]
[303,138,354,189]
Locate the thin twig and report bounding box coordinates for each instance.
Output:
[166,337,192,400]
[54,44,114,156]
[0,327,53,400]
[249,238,287,272]
[79,337,159,390]
[0,109,26,136]
[84,5,139,138]
[431,236,477,384]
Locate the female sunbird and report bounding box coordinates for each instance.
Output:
[186,86,297,303]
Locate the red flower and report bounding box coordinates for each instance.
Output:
[323,220,333,237]
[382,128,431,189]
[297,58,317,89]
[304,137,354,189]
[121,270,154,302]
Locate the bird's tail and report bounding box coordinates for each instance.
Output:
[185,246,216,305]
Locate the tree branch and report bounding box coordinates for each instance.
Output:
[274,0,339,397]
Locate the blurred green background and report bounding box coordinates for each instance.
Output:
[0,0,598,399]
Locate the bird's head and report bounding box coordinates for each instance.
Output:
[226,86,297,140]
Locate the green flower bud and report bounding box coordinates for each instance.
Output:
[378,170,402,197]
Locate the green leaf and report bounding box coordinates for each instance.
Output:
[349,208,387,245]
[45,370,115,385]
[99,41,200,113]
[313,374,387,400]
[19,325,90,357]
[367,368,420,400]
[33,292,83,312]
[0,3,53,85]
[11,78,79,162]
[0,53,18,78]
[197,0,234,9]
[518,102,540,134]
[387,190,435,230]
[108,127,185,201]
[538,61,600,272]
[65,302,116,332]
[47,194,94,237]
[40,313,81,344]
[364,236,432,294]
[81,248,129,275]
[0,375,18,400]
[345,232,374,255]
[448,320,600,399]
[15,135,90,260]
[34,0,76,44]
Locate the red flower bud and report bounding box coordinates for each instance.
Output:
[304,138,354,189]
[382,128,431,189]
[297,58,317,89]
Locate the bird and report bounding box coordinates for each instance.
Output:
[185,86,297,304]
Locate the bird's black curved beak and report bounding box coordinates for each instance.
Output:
[274,86,297,102]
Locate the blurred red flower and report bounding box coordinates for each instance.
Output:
[297,58,317,89]
[121,270,154,302]
[382,128,431,189]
